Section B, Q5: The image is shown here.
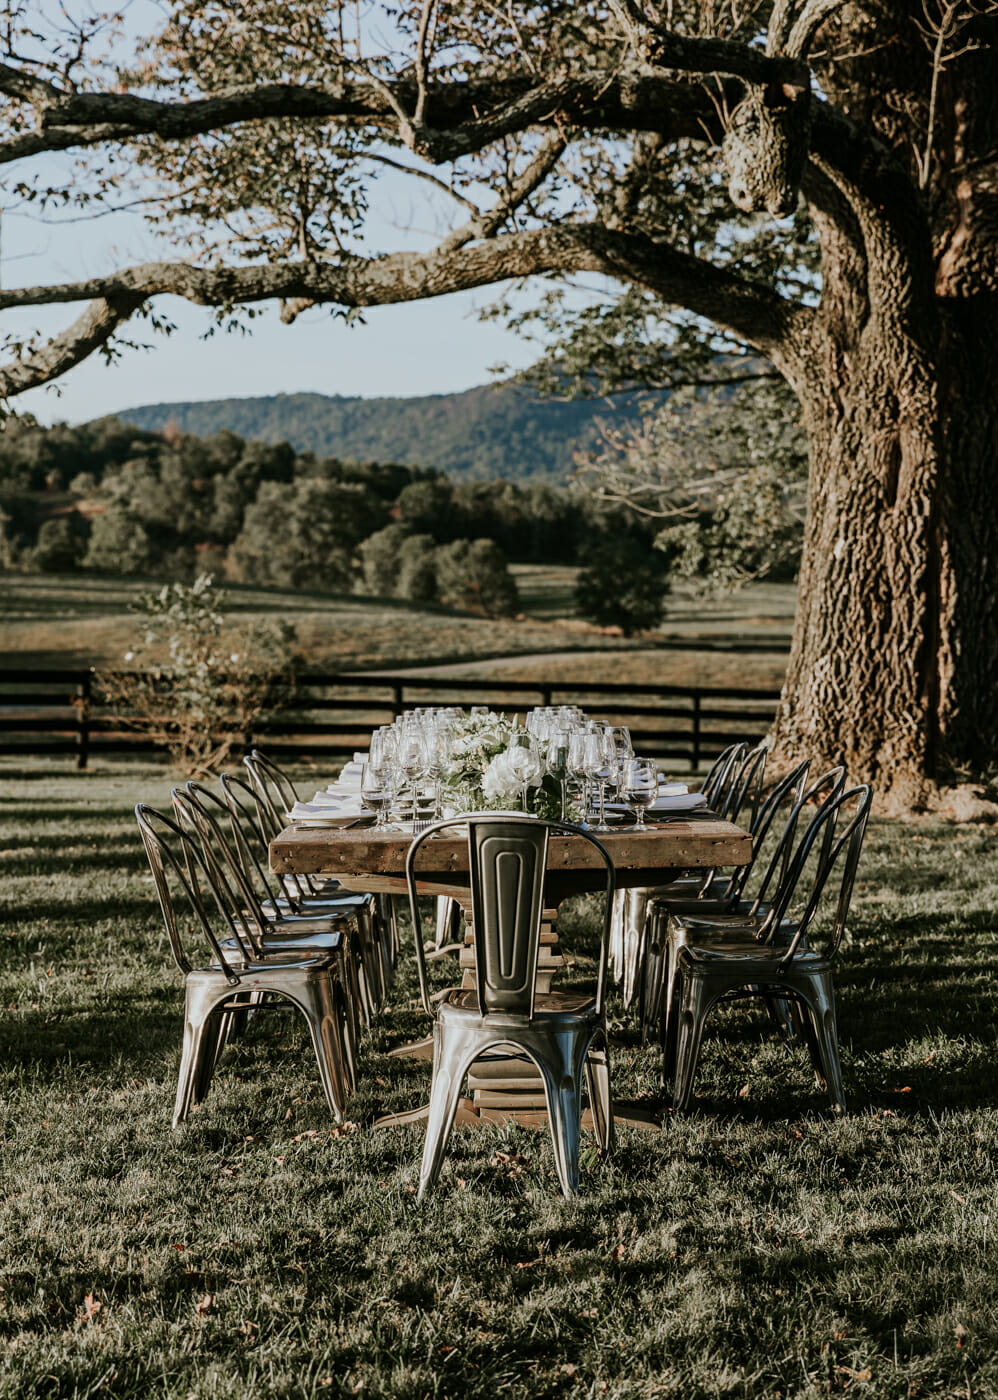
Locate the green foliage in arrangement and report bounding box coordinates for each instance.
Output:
[96,573,298,774]
[2,766,998,1398]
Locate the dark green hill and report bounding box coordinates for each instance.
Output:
[117,383,653,482]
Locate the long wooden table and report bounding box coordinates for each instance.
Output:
[269,818,752,898]
[269,816,751,1130]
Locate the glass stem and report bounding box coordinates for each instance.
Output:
[560,778,568,822]
[598,781,606,827]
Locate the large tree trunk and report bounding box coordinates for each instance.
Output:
[770,292,998,810]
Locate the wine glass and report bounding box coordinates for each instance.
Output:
[397,726,426,830]
[547,728,571,820]
[589,726,619,833]
[622,757,659,830]
[610,725,633,762]
[567,729,591,826]
[360,763,393,831]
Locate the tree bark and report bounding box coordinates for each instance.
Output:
[771,286,998,810]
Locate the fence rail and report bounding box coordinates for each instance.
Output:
[0,667,782,773]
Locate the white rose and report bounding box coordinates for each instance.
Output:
[482,750,522,802]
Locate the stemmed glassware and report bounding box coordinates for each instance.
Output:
[621,757,659,830]
[588,725,620,833]
[547,728,571,820]
[360,761,393,831]
[397,724,427,830]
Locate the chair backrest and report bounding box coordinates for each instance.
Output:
[774,784,873,964]
[221,769,314,908]
[170,785,271,960]
[243,749,327,898]
[182,779,287,922]
[243,749,298,840]
[724,743,769,828]
[405,814,615,1020]
[747,764,847,920]
[700,743,749,811]
[135,803,246,985]
[726,758,810,902]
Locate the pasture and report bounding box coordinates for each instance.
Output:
[1,758,996,1398]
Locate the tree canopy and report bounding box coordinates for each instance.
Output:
[2,0,997,806]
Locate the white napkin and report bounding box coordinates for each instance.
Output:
[657,780,689,795]
[330,761,364,793]
[288,797,368,822]
[649,791,708,812]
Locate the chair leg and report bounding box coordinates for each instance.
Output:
[583,1032,614,1157]
[173,982,233,1128]
[795,973,847,1114]
[535,1029,590,1198]
[639,907,667,1046]
[294,974,350,1123]
[671,973,717,1113]
[763,991,796,1039]
[418,1023,481,1200]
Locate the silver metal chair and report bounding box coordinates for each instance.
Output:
[177,780,372,1057]
[242,748,345,903]
[235,757,398,1009]
[669,783,873,1114]
[406,814,616,1200]
[642,759,817,1047]
[610,743,770,1037]
[135,803,353,1127]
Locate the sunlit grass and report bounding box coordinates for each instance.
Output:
[1,761,995,1397]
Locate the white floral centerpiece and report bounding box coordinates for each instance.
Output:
[440,711,577,819]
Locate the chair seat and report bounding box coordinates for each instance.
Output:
[440,987,597,1019]
[679,941,830,976]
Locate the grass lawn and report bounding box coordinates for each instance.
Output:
[2,759,996,1398]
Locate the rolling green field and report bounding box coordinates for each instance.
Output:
[1,760,996,1398]
[0,570,793,691]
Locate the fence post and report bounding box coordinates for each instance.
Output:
[76,670,92,770]
[541,685,552,707]
[391,683,403,722]
[691,692,701,774]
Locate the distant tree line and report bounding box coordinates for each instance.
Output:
[0,414,668,623]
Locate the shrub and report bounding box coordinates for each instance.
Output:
[435,538,519,617]
[573,531,670,635]
[97,573,298,774]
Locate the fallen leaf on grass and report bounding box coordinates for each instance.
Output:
[610,1244,626,1261]
[738,1083,751,1098]
[195,1294,215,1317]
[81,1292,102,1322]
[891,1086,912,1094]
[955,1323,967,1348]
[950,1191,967,1205]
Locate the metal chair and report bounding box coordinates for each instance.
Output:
[177,780,373,1055]
[236,756,398,1009]
[242,748,344,903]
[610,743,771,1038]
[668,783,873,1114]
[642,759,818,1047]
[406,814,616,1200]
[135,803,353,1127]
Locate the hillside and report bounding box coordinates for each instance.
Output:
[118,382,655,482]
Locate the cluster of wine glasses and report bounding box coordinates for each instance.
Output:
[360,707,463,833]
[359,704,661,834]
[523,709,659,831]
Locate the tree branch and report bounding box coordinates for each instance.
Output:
[0,225,809,397]
[0,293,145,399]
[0,60,751,167]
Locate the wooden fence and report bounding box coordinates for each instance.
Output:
[0,667,782,773]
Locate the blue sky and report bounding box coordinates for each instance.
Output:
[4,4,546,428]
[6,183,541,428]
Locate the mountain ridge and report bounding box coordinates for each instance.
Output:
[117,382,654,483]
